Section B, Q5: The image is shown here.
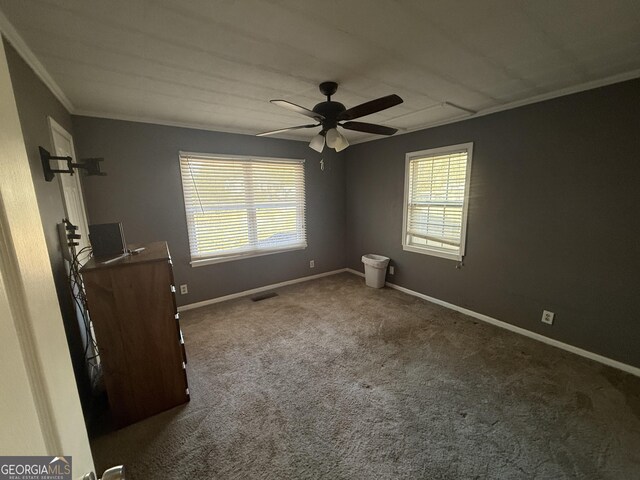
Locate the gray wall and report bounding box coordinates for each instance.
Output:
[345,79,640,368]
[70,79,639,369]
[4,39,91,403]
[72,116,346,306]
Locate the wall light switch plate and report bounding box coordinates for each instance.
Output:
[389,266,395,275]
[180,284,188,295]
[309,260,315,268]
[541,310,554,325]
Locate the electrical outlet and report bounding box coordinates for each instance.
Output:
[389,265,395,275]
[309,260,315,268]
[541,310,554,325]
[180,284,188,295]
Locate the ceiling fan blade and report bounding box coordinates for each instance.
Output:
[256,124,319,137]
[270,100,324,120]
[338,94,403,121]
[341,121,398,136]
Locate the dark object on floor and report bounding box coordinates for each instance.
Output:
[251,292,278,302]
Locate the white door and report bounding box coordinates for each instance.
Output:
[48,118,100,366]
[0,39,95,478]
[49,117,91,257]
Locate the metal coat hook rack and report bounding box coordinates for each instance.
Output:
[40,146,106,182]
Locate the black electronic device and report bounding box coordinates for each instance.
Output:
[89,223,127,259]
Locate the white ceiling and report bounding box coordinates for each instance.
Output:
[1,0,639,143]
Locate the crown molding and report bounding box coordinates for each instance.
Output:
[0,8,75,113]
[349,68,640,146]
[73,109,312,143]
[81,67,640,147]
[2,2,637,145]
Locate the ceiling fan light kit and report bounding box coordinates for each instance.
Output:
[325,127,348,151]
[309,133,325,153]
[325,128,339,148]
[258,82,403,153]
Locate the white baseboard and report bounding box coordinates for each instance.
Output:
[345,268,640,377]
[347,268,364,277]
[178,268,348,312]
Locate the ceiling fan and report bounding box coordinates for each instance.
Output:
[257,82,403,152]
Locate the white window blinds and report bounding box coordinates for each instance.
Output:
[403,143,473,261]
[179,153,306,265]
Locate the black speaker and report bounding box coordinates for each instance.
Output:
[89,223,127,258]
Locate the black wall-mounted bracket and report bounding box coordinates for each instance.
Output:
[40,146,106,182]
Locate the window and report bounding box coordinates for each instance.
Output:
[179,152,306,266]
[402,143,473,261]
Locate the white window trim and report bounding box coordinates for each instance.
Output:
[178,151,307,266]
[190,245,306,267]
[401,142,474,261]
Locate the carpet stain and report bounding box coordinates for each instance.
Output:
[90,273,640,479]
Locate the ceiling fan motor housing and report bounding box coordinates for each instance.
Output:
[313,81,344,131]
[313,101,345,131]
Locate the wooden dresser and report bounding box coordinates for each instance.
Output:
[81,241,189,427]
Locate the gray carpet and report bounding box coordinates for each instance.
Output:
[91,273,640,479]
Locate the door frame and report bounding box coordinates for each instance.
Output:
[0,35,95,478]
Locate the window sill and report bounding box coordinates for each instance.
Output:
[190,245,307,267]
[402,244,462,261]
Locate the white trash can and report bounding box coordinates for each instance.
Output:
[361,254,390,288]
